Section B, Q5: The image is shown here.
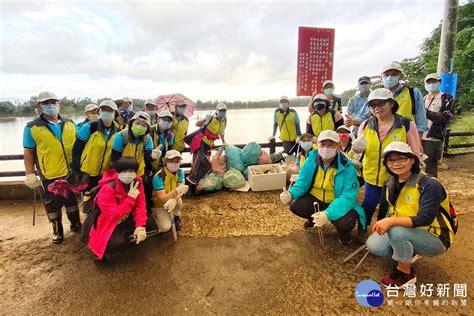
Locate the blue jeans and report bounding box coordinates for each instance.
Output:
[366,226,446,263]
[362,183,388,225]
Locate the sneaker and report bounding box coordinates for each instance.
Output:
[70,221,83,233]
[412,254,423,263]
[52,221,64,244]
[337,236,354,245]
[186,176,197,186]
[381,268,417,288]
[303,219,315,231]
[174,216,182,231]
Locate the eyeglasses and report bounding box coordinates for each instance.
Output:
[369,100,386,109]
[386,156,409,165]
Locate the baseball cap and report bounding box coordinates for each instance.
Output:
[165,150,182,160]
[317,130,339,143]
[381,62,403,74]
[358,76,371,84]
[279,96,289,102]
[216,103,227,111]
[38,91,59,103]
[99,100,118,112]
[84,103,99,112]
[424,73,441,82]
[322,80,334,88]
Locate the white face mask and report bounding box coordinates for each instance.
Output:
[301,141,313,152]
[279,103,289,111]
[159,120,172,130]
[318,147,337,160]
[167,162,180,173]
[118,172,136,184]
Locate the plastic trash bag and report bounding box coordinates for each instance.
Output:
[258,150,272,165]
[223,168,246,190]
[241,142,262,166]
[198,173,224,192]
[211,148,227,177]
[225,145,245,172]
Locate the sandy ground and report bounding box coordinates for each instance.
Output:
[1,154,474,314]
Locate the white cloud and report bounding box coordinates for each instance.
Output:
[0,0,451,101]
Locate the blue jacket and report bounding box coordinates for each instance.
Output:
[289,150,367,229]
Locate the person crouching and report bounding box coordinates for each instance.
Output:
[280,130,366,245]
[152,150,189,232]
[85,157,147,260]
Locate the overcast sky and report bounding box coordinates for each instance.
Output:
[0,0,462,103]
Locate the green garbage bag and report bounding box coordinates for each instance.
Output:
[223,168,246,190]
[225,145,245,172]
[241,142,261,166]
[198,173,223,192]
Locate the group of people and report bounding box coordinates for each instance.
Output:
[22,60,457,285]
[276,62,456,287]
[23,93,227,260]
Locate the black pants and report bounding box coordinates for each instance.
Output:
[282,141,297,155]
[41,177,79,223]
[189,142,211,184]
[422,140,443,178]
[104,216,136,255]
[290,193,358,240]
[86,176,101,191]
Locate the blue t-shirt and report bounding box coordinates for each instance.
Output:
[112,132,153,152]
[77,122,113,142]
[153,169,185,190]
[23,120,64,149]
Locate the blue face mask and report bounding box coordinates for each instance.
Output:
[425,82,440,93]
[216,111,226,120]
[382,76,400,89]
[324,88,334,95]
[42,103,60,116]
[177,106,186,115]
[120,108,130,118]
[301,141,313,152]
[100,111,115,122]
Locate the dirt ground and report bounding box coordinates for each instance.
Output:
[1,154,474,314]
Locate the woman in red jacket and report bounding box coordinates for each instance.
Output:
[86,157,148,260]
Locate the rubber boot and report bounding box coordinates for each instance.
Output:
[66,206,82,233]
[51,219,64,243]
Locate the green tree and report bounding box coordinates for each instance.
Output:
[0,101,16,115]
[400,1,474,113]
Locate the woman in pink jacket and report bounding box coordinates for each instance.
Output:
[86,157,148,260]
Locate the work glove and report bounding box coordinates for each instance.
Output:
[133,226,147,244]
[279,187,292,205]
[25,173,41,189]
[312,211,328,227]
[296,136,301,144]
[164,198,177,212]
[127,181,140,199]
[268,135,276,141]
[352,136,368,153]
[151,144,163,160]
[176,184,189,196]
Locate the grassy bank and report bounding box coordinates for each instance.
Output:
[447,110,474,154]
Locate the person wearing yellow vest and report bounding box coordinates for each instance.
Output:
[269,96,301,154]
[77,103,99,129]
[150,110,174,172]
[354,88,421,229]
[280,130,366,245]
[322,80,342,112]
[171,100,190,153]
[152,150,189,232]
[306,94,343,140]
[366,142,455,288]
[295,133,314,169]
[351,62,428,143]
[23,91,80,243]
[72,99,119,191]
[111,111,154,178]
[186,102,228,185]
[144,98,159,126]
[114,98,134,130]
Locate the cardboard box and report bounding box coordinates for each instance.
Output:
[248,164,286,192]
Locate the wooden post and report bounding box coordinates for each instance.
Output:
[444,128,451,154]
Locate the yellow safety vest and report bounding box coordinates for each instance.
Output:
[309,163,337,203]
[120,130,150,177]
[150,126,173,172]
[275,109,298,141]
[152,167,179,207]
[80,120,118,177]
[28,116,76,180]
[115,121,128,131]
[395,86,415,121]
[310,111,335,137]
[172,115,189,152]
[362,115,409,186]
[386,174,454,248]
[203,117,226,146]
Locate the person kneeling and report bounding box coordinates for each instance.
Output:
[85,157,147,260]
[366,142,455,288]
[152,150,189,232]
[280,130,366,245]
